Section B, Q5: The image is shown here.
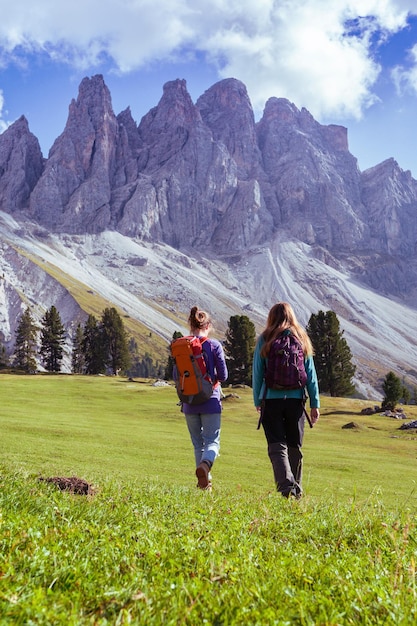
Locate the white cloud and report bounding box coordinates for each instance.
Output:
[392,44,417,94]
[0,0,415,120]
[199,0,411,119]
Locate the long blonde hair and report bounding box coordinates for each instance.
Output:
[260,302,313,358]
[188,306,212,334]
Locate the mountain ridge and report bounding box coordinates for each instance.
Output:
[1,74,417,398]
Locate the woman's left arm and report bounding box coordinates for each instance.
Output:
[213,341,228,382]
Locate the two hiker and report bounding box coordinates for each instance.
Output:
[172,302,319,496]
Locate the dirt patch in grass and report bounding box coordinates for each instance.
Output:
[39,476,95,495]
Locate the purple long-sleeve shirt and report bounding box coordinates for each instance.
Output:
[181,336,228,415]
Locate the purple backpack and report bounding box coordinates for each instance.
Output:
[265,333,307,390]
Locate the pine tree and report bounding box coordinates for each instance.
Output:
[82,314,106,374]
[100,307,130,375]
[306,310,356,397]
[127,337,140,377]
[223,315,256,385]
[71,323,85,373]
[0,342,9,369]
[401,385,411,405]
[14,308,38,372]
[40,305,66,372]
[126,339,164,378]
[382,371,403,411]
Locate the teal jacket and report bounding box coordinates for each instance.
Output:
[252,334,320,409]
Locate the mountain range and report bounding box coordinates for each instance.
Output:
[1,74,417,398]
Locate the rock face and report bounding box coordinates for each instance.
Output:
[0,116,44,213]
[256,98,369,250]
[1,74,417,279]
[27,76,119,232]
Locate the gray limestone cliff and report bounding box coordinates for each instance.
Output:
[0,116,44,213]
[1,74,417,296]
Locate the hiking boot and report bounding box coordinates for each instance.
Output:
[291,485,303,500]
[196,461,211,489]
[196,481,212,492]
[282,486,302,500]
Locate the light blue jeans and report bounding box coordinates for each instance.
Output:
[185,412,221,467]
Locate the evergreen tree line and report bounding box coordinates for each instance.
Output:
[2,305,412,406]
[1,306,162,377]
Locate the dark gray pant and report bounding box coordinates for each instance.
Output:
[261,398,305,497]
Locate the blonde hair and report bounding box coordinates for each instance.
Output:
[260,302,313,358]
[188,306,212,334]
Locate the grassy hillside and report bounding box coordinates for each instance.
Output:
[16,247,170,357]
[0,374,416,624]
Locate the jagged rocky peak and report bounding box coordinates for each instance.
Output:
[363,157,413,181]
[135,78,205,177]
[261,97,300,122]
[68,74,114,126]
[114,106,144,184]
[28,74,120,231]
[0,115,44,213]
[44,74,117,161]
[258,96,348,152]
[160,78,200,124]
[139,78,200,138]
[360,157,417,255]
[117,107,140,147]
[196,78,261,179]
[49,74,118,168]
[58,74,118,154]
[1,72,416,267]
[1,114,31,142]
[255,95,366,249]
[197,78,254,123]
[361,157,417,207]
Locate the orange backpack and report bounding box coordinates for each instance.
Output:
[170,336,214,405]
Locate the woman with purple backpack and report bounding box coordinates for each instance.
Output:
[252,302,320,499]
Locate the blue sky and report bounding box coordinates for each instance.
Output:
[1,1,417,177]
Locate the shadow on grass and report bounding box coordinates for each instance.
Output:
[322,410,361,416]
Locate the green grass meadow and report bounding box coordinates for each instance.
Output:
[1,374,416,624]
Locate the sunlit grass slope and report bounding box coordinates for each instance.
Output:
[1,375,416,624]
[1,374,416,503]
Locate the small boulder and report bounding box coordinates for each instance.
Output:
[399,420,417,430]
[342,422,361,430]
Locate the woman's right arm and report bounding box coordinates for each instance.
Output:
[252,338,265,407]
[305,355,320,409]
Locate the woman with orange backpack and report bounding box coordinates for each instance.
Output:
[173,306,228,491]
